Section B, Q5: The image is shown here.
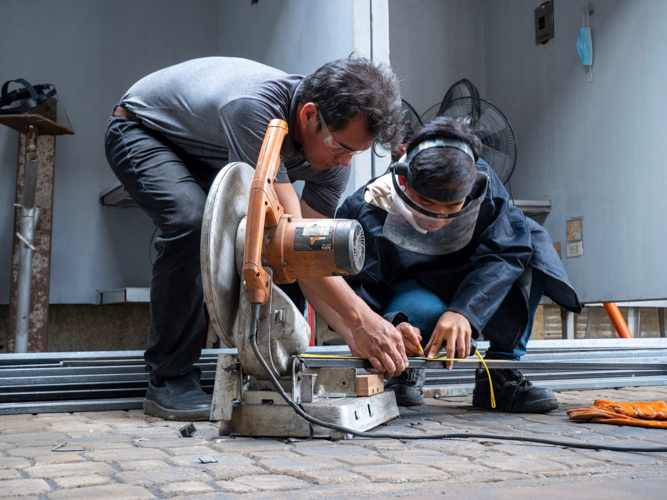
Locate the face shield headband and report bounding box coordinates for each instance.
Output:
[396,137,476,202]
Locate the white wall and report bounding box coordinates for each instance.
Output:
[0,0,219,304]
[483,0,667,302]
[388,0,486,119]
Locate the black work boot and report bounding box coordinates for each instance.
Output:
[472,368,558,413]
[385,368,426,406]
[144,370,211,421]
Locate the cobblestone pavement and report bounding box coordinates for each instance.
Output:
[2,386,667,499]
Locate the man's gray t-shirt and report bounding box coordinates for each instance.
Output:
[120,57,350,217]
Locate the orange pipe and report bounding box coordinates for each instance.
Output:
[603,302,633,339]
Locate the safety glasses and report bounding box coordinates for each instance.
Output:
[318,109,366,157]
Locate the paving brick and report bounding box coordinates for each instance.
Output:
[7,446,66,458]
[0,423,51,434]
[32,452,87,465]
[0,456,31,469]
[214,480,258,493]
[158,481,215,496]
[0,479,51,497]
[53,474,113,488]
[335,454,393,466]
[50,423,114,434]
[211,439,292,454]
[73,439,136,451]
[86,447,170,462]
[292,444,375,458]
[164,445,218,456]
[295,468,369,485]
[351,464,444,483]
[380,450,490,473]
[25,461,115,478]
[581,450,664,466]
[168,454,268,481]
[0,432,68,446]
[115,427,179,438]
[476,455,567,473]
[48,484,156,500]
[247,450,303,460]
[136,438,208,449]
[258,456,342,474]
[117,459,172,471]
[232,474,309,491]
[413,439,489,458]
[117,467,212,486]
[0,469,22,480]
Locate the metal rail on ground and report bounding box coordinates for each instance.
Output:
[1,340,667,415]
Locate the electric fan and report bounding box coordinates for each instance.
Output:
[420,78,480,125]
[439,96,517,184]
[400,99,422,143]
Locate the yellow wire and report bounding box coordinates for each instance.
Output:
[474,348,495,409]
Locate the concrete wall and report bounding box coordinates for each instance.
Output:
[388,0,486,119]
[0,0,219,304]
[216,0,361,197]
[483,0,667,302]
[217,0,354,77]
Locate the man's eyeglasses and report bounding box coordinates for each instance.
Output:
[318,108,366,157]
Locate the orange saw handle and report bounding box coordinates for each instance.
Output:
[243,119,288,304]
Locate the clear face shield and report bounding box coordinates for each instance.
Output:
[382,140,488,255]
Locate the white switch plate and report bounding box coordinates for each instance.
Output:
[566,241,584,258]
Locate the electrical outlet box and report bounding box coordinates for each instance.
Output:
[566,240,583,258]
[535,1,555,45]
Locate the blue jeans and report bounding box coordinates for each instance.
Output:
[382,271,545,360]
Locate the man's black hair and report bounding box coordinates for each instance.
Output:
[300,55,403,152]
[406,116,482,193]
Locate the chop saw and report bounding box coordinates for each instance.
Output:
[202,119,399,439]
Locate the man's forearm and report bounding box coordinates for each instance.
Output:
[298,276,366,331]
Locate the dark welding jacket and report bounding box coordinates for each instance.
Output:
[336,159,582,351]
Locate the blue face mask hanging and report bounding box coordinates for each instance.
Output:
[577,27,593,66]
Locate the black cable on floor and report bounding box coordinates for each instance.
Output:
[249,303,667,453]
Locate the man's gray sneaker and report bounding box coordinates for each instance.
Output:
[385,368,426,406]
[144,370,211,421]
[473,367,558,413]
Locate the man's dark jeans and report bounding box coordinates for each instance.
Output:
[105,116,219,383]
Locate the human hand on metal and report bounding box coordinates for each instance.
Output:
[351,311,408,379]
[424,311,472,370]
[396,322,423,357]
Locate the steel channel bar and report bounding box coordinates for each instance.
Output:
[0,398,145,415]
[299,357,667,371]
[425,370,667,385]
[0,371,217,388]
[1,384,215,403]
[0,363,217,378]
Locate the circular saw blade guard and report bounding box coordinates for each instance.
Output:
[201,162,255,347]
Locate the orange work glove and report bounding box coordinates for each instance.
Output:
[567,399,667,428]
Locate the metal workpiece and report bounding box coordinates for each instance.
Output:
[298,356,667,372]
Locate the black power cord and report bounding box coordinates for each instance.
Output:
[249,303,667,452]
